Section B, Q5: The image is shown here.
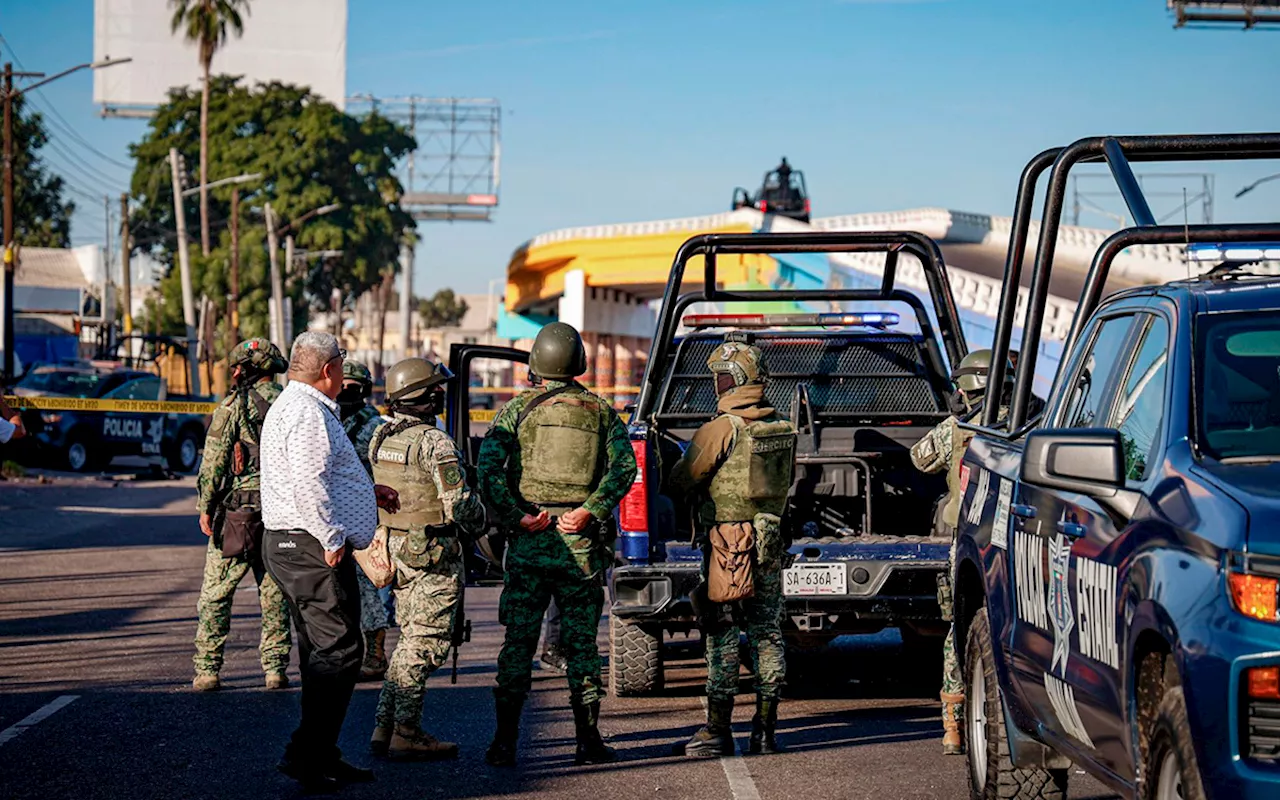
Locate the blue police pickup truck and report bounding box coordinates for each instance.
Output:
[607,230,971,695]
[13,362,209,473]
[952,131,1280,800]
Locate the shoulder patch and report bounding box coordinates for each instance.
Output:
[438,461,465,490]
[209,407,231,436]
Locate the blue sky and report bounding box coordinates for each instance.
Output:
[3,0,1279,297]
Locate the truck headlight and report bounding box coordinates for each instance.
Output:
[41,412,61,423]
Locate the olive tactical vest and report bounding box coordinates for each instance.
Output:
[707,415,797,522]
[942,422,976,528]
[370,420,446,529]
[516,387,604,506]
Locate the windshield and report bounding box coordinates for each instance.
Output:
[17,369,105,398]
[1196,310,1280,461]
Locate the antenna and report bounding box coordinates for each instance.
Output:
[1183,187,1192,279]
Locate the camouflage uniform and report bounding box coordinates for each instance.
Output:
[193,378,291,679]
[343,404,390,633]
[479,381,636,708]
[370,413,484,739]
[910,414,975,700]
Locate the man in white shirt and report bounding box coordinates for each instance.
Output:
[0,395,26,445]
[260,331,399,792]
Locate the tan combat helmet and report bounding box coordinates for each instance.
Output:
[385,357,455,406]
[707,339,766,394]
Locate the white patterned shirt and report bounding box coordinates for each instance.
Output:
[261,380,377,552]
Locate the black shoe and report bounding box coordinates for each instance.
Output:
[682,697,736,759]
[276,758,340,795]
[326,758,375,785]
[571,699,618,764]
[485,740,517,767]
[748,697,783,755]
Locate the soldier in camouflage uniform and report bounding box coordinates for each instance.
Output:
[368,358,485,761]
[667,338,797,757]
[193,338,293,692]
[478,322,637,767]
[337,359,393,681]
[909,349,1009,755]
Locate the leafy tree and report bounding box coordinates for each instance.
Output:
[169,0,252,256]
[128,77,415,342]
[9,94,74,248]
[418,288,469,328]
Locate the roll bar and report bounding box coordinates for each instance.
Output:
[635,231,968,419]
[983,132,1280,430]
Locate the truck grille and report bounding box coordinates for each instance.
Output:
[1247,699,1280,763]
[663,334,945,417]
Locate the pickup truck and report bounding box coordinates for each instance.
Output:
[952,132,1280,800]
[607,230,972,695]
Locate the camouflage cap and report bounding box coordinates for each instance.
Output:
[230,338,288,375]
[342,359,373,386]
[707,340,766,388]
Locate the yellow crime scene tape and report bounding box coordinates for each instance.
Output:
[6,396,505,422]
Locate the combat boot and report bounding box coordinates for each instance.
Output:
[748,696,783,754]
[265,672,289,690]
[940,691,965,755]
[540,644,568,674]
[389,725,458,760]
[360,629,388,681]
[369,724,392,757]
[485,695,525,767]
[571,699,618,765]
[192,673,220,692]
[682,697,735,758]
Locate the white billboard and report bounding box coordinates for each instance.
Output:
[93,0,347,116]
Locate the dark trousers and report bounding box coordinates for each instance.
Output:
[263,530,364,768]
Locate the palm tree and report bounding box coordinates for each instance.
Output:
[169,0,251,257]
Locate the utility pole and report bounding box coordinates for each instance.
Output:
[265,202,284,352]
[398,243,413,360]
[2,62,17,384]
[169,147,200,395]
[284,233,295,355]
[120,193,131,336]
[229,187,239,341]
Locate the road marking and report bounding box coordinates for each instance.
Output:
[0,695,79,747]
[701,697,763,800]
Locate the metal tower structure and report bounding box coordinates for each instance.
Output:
[1071,172,1215,228]
[1168,1,1280,28]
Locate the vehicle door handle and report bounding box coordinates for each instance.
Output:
[1056,521,1087,539]
[1011,504,1037,519]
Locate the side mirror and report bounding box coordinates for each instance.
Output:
[1022,428,1125,498]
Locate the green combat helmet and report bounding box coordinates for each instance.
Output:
[343,359,374,397]
[707,340,766,394]
[949,349,1013,413]
[529,322,587,381]
[230,337,288,375]
[386,357,455,406]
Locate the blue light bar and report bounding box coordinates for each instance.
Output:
[1186,243,1280,263]
[816,312,900,328]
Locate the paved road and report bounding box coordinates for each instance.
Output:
[0,474,1119,800]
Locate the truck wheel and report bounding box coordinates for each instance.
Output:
[965,609,1068,800]
[1141,682,1207,800]
[169,427,201,473]
[609,615,663,697]
[64,437,104,473]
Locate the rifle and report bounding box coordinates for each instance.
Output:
[450,579,472,684]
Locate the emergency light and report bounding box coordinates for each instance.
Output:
[1186,243,1280,263]
[681,312,900,329]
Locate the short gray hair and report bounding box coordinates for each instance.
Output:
[289,331,341,381]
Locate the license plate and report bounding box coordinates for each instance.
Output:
[783,563,847,596]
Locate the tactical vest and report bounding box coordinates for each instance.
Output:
[516,386,604,506]
[942,423,977,528]
[707,415,797,522]
[343,405,379,445]
[370,420,446,530]
[231,386,272,478]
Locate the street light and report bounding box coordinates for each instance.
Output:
[263,201,341,354]
[1236,173,1280,199]
[180,172,262,198]
[2,56,132,384]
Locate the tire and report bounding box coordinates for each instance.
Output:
[169,427,202,473]
[1141,681,1207,800]
[964,609,1069,800]
[609,614,663,697]
[63,436,103,473]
